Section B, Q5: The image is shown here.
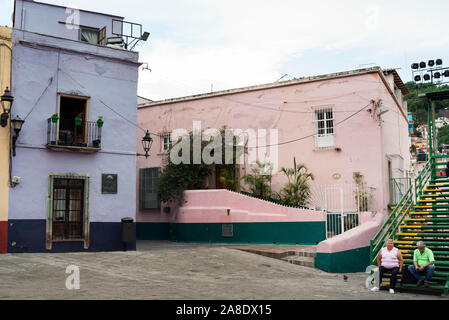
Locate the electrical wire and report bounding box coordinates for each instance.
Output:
[59,68,162,137]
[252,101,374,149]
[23,73,56,120]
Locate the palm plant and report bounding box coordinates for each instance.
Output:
[275,157,314,207]
[241,161,273,198]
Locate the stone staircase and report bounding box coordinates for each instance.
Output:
[230,245,317,268]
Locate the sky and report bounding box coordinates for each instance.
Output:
[1,0,449,101]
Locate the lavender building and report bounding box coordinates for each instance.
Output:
[8,0,146,252]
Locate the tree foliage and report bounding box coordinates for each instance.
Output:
[438,125,449,145]
[241,161,273,199]
[405,82,449,126]
[157,128,245,204]
[274,158,314,207]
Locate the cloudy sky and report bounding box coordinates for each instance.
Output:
[1,0,449,100]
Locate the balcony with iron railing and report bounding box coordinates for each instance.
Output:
[46,118,102,152]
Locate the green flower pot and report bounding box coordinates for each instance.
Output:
[75,117,82,126]
[97,117,104,128]
[51,113,59,123]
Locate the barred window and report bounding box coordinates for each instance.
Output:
[314,107,334,148]
[139,167,160,210]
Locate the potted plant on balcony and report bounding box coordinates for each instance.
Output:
[74,116,83,126]
[97,116,104,128]
[51,113,59,123]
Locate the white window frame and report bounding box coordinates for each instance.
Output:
[161,133,172,153]
[314,107,335,148]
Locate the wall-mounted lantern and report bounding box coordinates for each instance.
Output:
[137,130,153,159]
[1,87,14,127]
[11,115,25,157]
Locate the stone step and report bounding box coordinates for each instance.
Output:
[281,255,315,268]
[229,244,316,268]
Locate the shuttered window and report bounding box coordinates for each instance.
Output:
[139,167,160,210]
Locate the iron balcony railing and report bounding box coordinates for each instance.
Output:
[47,118,102,149]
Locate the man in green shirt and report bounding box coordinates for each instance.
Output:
[407,241,435,286]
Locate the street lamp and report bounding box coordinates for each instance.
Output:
[1,87,14,127]
[11,115,24,157]
[137,130,153,159]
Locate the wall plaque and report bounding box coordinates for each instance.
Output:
[102,174,118,194]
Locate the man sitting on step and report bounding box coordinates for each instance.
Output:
[371,239,403,294]
[408,241,435,287]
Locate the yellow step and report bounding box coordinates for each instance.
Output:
[410,212,433,215]
[420,194,440,197]
[413,205,433,208]
[424,189,442,192]
[418,199,436,202]
[394,240,414,244]
[396,233,419,236]
[404,218,426,221]
[428,184,445,187]
[401,225,422,229]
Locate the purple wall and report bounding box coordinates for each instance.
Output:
[14,0,124,41]
[8,2,141,252]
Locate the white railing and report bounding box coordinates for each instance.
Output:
[310,184,376,238]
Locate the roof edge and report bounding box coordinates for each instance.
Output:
[140,67,385,108]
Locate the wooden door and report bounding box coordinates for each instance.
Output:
[52,178,84,241]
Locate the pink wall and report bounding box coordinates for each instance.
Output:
[317,211,384,253]
[137,69,410,235]
[138,189,325,224]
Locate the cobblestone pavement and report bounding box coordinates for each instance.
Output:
[0,241,447,300]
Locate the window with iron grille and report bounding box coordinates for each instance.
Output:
[314,107,334,148]
[161,134,172,153]
[139,167,160,210]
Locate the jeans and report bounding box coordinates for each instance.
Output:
[408,265,435,283]
[379,266,399,289]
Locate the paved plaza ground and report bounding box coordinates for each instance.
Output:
[0,241,447,300]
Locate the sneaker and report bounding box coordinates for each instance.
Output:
[424,282,429,287]
[389,289,395,294]
[371,287,379,292]
[417,280,424,286]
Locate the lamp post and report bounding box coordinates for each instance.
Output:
[137,130,153,159]
[411,59,449,169]
[11,115,25,157]
[1,87,14,127]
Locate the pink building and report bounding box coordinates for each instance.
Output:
[136,67,410,272]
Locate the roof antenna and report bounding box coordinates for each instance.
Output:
[277,74,296,82]
[359,63,376,68]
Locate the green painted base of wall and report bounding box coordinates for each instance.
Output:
[136,222,170,240]
[137,221,326,245]
[315,246,371,273]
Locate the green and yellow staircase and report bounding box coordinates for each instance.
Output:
[370,159,449,295]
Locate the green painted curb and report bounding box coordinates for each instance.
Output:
[315,246,371,273]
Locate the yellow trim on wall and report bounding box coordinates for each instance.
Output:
[0,26,12,223]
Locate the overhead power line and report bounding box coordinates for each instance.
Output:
[253,101,374,149]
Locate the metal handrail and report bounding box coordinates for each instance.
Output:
[369,158,431,264]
